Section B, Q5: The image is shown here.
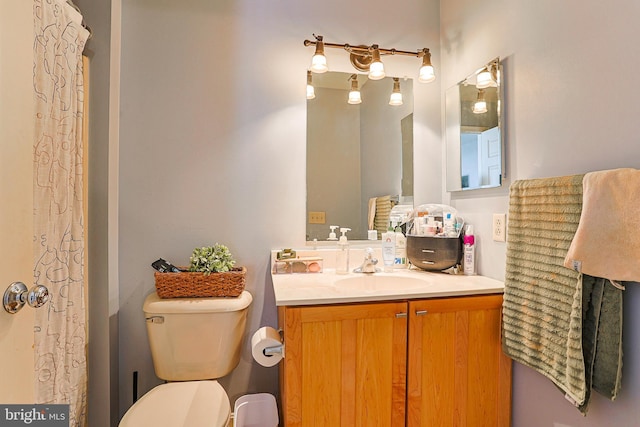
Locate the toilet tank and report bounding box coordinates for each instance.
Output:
[143,291,253,381]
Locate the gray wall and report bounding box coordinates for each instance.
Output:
[117,0,441,421]
[75,0,121,425]
[440,0,640,425]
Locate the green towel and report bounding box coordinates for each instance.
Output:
[502,175,623,414]
[503,175,586,405]
[579,275,623,413]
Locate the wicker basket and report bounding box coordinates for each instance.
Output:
[154,266,246,298]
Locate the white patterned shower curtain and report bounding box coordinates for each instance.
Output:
[33,0,89,425]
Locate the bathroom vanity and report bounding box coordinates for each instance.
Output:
[272,249,511,427]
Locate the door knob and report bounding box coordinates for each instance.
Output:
[3,282,50,314]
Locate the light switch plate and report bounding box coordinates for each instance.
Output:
[492,213,506,242]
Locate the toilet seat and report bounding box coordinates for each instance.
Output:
[119,381,230,427]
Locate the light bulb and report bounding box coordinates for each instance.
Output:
[419,65,435,83]
[310,38,328,73]
[348,90,362,104]
[418,49,435,83]
[476,68,493,89]
[473,100,487,114]
[348,75,361,104]
[473,89,487,114]
[389,92,403,106]
[389,78,403,106]
[306,70,315,99]
[368,46,385,80]
[310,53,327,73]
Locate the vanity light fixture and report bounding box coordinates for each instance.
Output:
[304,35,435,83]
[348,74,362,105]
[309,35,328,73]
[389,78,403,106]
[306,70,316,99]
[473,89,488,114]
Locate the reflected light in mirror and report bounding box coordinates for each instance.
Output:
[389,78,403,106]
[348,75,362,104]
[472,89,487,114]
[306,70,316,99]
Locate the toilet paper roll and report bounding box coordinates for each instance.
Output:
[251,327,283,367]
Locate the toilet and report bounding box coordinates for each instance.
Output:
[119,290,253,427]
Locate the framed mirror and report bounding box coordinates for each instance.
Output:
[445,58,504,191]
[306,71,414,241]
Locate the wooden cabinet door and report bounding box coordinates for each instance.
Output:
[407,295,511,427]
[280,302,408,427]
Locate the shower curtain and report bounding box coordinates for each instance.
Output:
[33,0,89,425]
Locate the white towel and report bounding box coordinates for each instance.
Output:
[564,168,640,282]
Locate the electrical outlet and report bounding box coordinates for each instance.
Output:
[309,211,326,224]
[492,213,506,242]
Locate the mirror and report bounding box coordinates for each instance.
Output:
[446,58,504,191]
[306,72,414,241]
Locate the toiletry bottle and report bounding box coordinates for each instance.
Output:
[381,224,396,273]
[443,211,456,237]
[463,225,476,275]
[394,222,407,269]
[336,227,351,274]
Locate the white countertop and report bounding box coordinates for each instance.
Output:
[271,248,504,306]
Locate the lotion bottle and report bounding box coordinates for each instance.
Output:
[336,227,351,274]
[463,225,476,275]
[381,224,396,273]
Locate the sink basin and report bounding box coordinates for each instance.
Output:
[335,275,427,291]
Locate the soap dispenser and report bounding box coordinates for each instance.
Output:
[328,225,339,241]
[336,227,351,274]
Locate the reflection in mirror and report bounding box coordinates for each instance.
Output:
[446,58,504,191]
[306,71,414,241]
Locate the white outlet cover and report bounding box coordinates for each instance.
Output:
[492,213,506,242]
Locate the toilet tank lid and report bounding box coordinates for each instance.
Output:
[143,290,253,314]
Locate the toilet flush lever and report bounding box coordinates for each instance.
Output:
[145,316,164,324]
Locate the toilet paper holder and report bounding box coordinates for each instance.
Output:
[252,326,285,366]
[263,328,284,357]
[263,344,284,357]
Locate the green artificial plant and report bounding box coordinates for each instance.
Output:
[188,244,236,275]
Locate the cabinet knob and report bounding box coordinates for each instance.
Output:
[415,310,428,316]
[395,312,407,318]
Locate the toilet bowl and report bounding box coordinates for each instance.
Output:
[119,291,253,427]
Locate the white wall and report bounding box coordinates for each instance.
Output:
[440,0,640,425]
[117,0,441,420]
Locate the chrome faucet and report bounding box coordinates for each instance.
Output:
[354,248,379,273]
